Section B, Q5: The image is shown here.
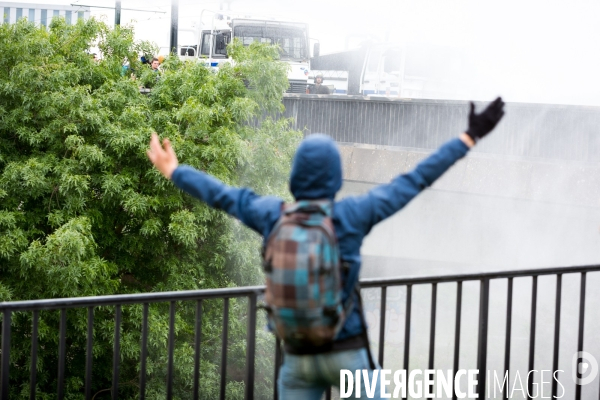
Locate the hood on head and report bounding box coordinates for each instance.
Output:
[289,134,342,200]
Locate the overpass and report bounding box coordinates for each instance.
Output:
[282,94,600,275]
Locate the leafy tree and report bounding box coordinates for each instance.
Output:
[0,17,300,399]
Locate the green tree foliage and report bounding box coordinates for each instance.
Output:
[0,17,301,399]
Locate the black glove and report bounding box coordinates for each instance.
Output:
[466,97,505,142]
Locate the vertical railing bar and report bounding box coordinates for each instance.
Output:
[429,282,437,370]
[476,279,490,398]
[551,274,562,399]
[504,277,513,400]
[139,303,149,400]
[57,308,66,400]
[1,310,12,400]
[112,305,121,400]
[85,307,93,400]
[193,300,202,400]
[274,337,282,400]
[29,310,39,400]
[452,281,462,400]
[575,272,586,400]
[378,286,387,367]
[245,295,257,400]
[528,276,538,400]
[403,284,412,371]
[325,387,332,400]
[167,301,175,400]
[220,298,229,400]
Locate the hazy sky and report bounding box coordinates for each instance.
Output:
[8,0,600,105]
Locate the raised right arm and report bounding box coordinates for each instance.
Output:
[171,166,282,236]
[147,133,281,237]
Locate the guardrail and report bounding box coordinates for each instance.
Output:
[1,265,600,399]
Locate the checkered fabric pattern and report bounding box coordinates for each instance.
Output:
[263,200,347,349]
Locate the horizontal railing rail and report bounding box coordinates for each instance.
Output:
[0,286,265,312]
[360,264,600,287]
[1,264,599,399]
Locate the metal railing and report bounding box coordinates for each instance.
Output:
[1,264,600,399]
[0,286,263,400]
[360,264,600,400]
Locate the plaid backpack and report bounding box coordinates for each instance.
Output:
[262,200,349,349]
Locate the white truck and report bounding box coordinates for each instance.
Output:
[178,10,311,93]
[310,42,472,99]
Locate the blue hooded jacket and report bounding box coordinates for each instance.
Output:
[171,134,469,341]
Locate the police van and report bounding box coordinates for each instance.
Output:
[177,10,311,94]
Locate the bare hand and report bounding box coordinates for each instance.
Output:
[147,133,179,179]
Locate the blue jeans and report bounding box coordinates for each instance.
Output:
[278,348,382,400]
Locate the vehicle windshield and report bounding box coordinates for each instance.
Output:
[233,24,308,60]
[200,31,231,57]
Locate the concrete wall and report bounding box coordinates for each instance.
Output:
[283,94,600,162]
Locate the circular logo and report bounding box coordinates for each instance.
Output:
[572,351,599,385]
